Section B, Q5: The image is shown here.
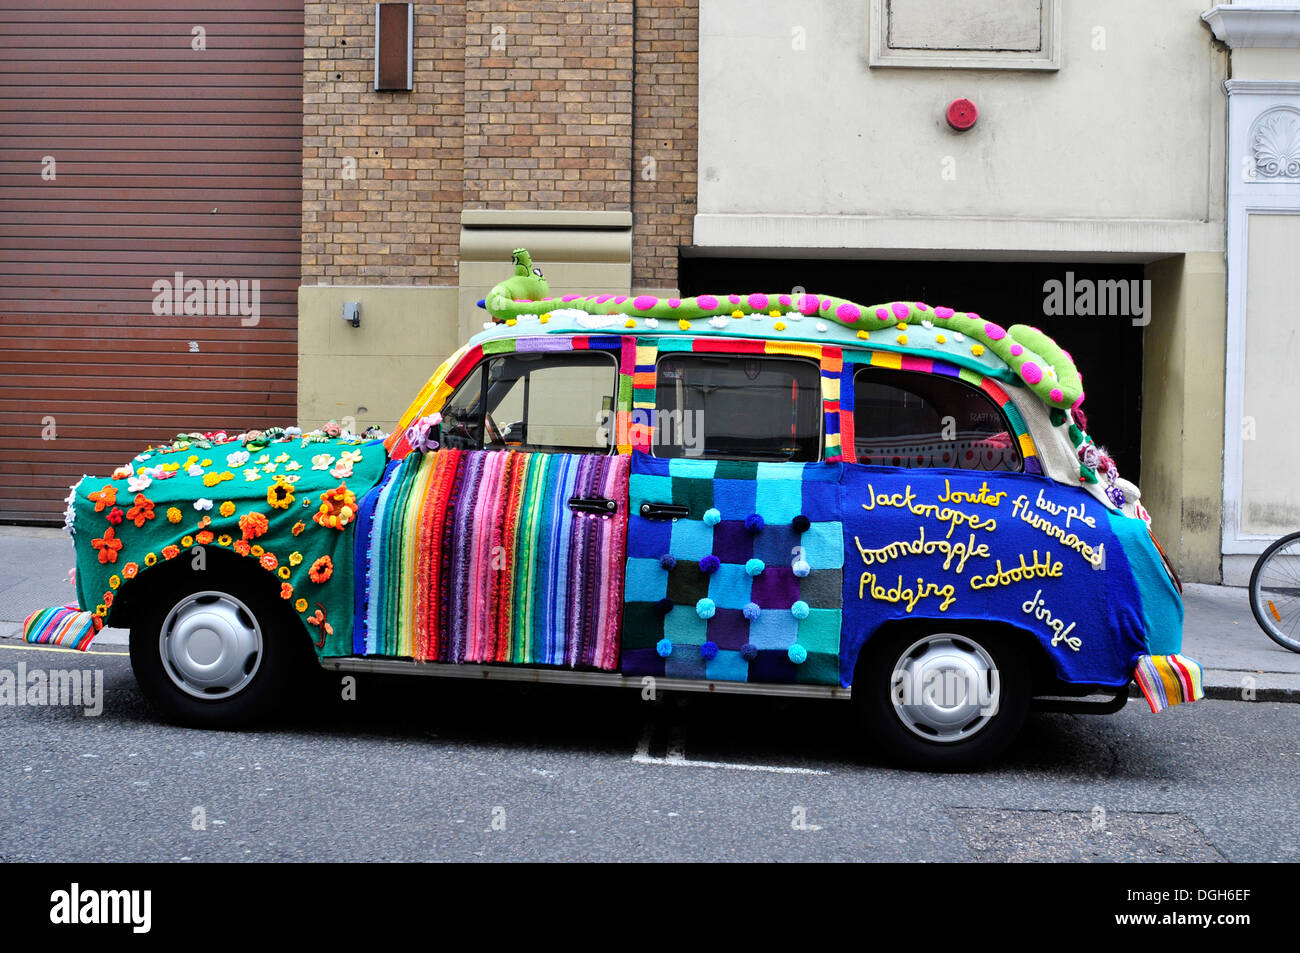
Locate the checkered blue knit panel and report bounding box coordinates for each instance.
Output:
[621,451,843,685]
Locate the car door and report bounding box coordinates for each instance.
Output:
[621,345,845,686]
[353,345,629,669]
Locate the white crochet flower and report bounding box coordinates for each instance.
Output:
[226,450,250,467]
[193,498,213,511]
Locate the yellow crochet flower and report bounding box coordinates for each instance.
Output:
[289,551,304,567]
[219,501,236,518]
[144,552,158,567]
[166,507,182,524]
[295,598,308,613]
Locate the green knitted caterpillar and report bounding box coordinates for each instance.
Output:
[482,253,1084,409]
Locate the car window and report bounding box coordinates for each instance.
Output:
[654,354,821,461]
[439,351,617,454]
[852,366,1022,471]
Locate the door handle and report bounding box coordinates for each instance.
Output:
[569,496,618,515]
[638,502,689,520]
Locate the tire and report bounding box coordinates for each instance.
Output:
[129,564,309,728]
[1249,531,1300,654]
[853,625,1031,771]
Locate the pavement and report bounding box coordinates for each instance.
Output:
[2,523,1299,701]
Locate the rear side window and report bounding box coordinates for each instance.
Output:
[654,354,821,461]
[439,351,617,454]
[852,367,1021,471]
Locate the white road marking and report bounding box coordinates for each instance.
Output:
[632,724,831,776]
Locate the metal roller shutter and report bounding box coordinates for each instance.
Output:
[0,0,303,521]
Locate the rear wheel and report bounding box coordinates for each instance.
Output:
[853,625,1030,771]
[129,567,307,727]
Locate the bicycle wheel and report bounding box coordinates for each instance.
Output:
[1249,531,1300,653]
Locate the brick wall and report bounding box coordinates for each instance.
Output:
[302,1,695,289]
[632,0,698,289]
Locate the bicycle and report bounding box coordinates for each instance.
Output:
[1249,531,1300,653]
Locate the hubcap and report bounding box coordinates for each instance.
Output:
[159,591,263,700]
[890,634,1001,743]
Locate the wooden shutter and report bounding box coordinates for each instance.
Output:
[0,0,303,521]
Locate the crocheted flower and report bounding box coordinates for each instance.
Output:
[91,527,122,564]
[405,414,443,454]
[193,497,212,511]
[280,582,293,601]
[311,454,335,471]
[226,450,249,467]
[161,544,180,561]
[308,555,333,583]
[88,485,117,513]
[202,471,233,487]
[217,535,232,547]
[111,464,133,481]
[313,484,357,530]
[166,507,182,524]
[322,421,342,438]
[108,574,120,590]
[144,552,158,567]
[291,520,306,537]
[181,535,193,548]
[125,494,155,528]
[233,540,250,557]
[238,511,269,541]
[266,478,295,510]
[260,552,278,572]
[195,530,214,546]
[278,565,291,580]
[105,507,124,526]
[295,598,308,613]
[126,475,151,494]
[219,501,236,518]
[243,468,262,482]
[197,515,211,529]
[289,551,303,567]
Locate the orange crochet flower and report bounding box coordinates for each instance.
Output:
[267,478,294,510]
[122,562,139,580]
[291,520,306,537]
[313,483,357,530]
[219,501,236,518]
[91,527,122,564]
[195,530,214,546]
[260,552,278,572]
[161,544,180,561]
[280,582,293,600]
[88,485,117,513]
[166,507,183,524]
[238,511,269,541]
[308,555,334,584]
[233,539,251,557]
[125,494,155,528]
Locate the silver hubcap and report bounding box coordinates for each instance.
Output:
[159,591,263,700]
[890,634,1001,743]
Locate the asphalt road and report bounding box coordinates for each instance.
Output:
[0,641,1295,862]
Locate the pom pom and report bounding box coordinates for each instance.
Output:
[700,641,719,661]
[696,598,716,620]
[655,597,674,616]
[744,513,765,533]
[740,643,759,661]
[745,558,765,577]
[791,514,811,533]
[659,553,677,570]
[702,507,722,526]
[791,600,810,620]
[792,559,811,578]
[656,638,673,658]
[787,643,808,664]
[742,602,761,621]
[699,554,720,574]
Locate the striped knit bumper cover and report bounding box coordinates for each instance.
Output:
[351,448,629,669]
[1133,654,1205,713]
[23,605,97,651]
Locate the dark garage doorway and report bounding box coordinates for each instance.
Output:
[679,256,1144,484]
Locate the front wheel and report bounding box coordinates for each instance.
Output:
[129,569,306,727]
[853,626,1030,771]
[1249,531,1300,653]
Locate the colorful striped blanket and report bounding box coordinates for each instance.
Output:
[23,605,97,651]
[353,449,629,669]
[1133,654,1205,713]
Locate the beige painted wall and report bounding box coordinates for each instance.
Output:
[297,285,460,433]
[1240,213,1300,536]
[1142,253,1227,583]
